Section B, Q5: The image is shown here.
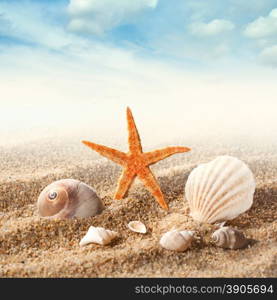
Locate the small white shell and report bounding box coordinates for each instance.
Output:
[79,226,118,246]
[127,221,147,234]
[160,230,194,252]
[212,226,248,249]
[185,156,256,224]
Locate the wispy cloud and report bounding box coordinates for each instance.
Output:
[244,8,277,38]
[0,1,71,49]
[259,44,277,67]
[243,8,277,67]
[1,0,277,67]
[189,19,235,37]
[0,0,277,145]
[67,0,158,35]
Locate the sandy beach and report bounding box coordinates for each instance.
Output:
[0,135,276,278]
[2,0,277,281]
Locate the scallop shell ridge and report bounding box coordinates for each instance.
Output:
[185,156,255,224]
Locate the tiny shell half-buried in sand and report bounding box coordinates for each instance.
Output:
[37,179,104,219]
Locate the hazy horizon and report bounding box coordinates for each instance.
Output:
[1,0,277,148]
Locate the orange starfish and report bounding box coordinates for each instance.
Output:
[82,107,191,210]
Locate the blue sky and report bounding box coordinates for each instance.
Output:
[0,0,277,145]
[1,0,277,67]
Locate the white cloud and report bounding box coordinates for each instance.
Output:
[244,8,277,38]
[67,0,158,35]
[0,2,72,49]
[259,45,277,67]
[1,0,277,146]
[189,19,235,37]
[1,36,277,147]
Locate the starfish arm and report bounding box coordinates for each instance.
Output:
[137,167,168,210]
[114,168,136,200]
[144,146,191,165]
[126,107,143,154]
[82,140,127,166]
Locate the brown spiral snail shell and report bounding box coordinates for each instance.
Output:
[37,179,104,219]
[211,226,249,249]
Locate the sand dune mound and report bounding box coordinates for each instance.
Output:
[0,140,276,277]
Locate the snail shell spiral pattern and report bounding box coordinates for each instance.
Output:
[212,226,249,249]
[37,179,104,219]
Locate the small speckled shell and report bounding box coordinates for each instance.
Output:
[160,230,194,252]
[127,221,147,234]
[37,179,104,219]
[79,226,118,246]
[185,156,255,224]
[212,226,248,249]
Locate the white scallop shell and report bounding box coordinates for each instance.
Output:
[127,221,147,234]
[160,230,194,252]
[79,226,118,246]
[185,156,255,224]
[212,226,249,249]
